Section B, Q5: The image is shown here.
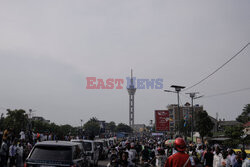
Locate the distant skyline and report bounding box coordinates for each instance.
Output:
[0,0,250,127]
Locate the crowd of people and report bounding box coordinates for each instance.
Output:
[0,128,64,167]
[106,137,250,167]
[0,128,249,167]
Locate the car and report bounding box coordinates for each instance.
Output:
[24,140,87,167]
[71,139,99,166]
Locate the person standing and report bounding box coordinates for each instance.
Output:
[16,142,24,167]
[221,150,228,167]
[19,130,25,142]
[164,138,191,167]
[233,154,242,167]
[119,151,133,167]
[203,147,213,167]
[213,147,223,167]
[242,151,250,167]
[0,139,8,167]
[156,148,167,167]
[227,149,236,167]
[9,141,17,167]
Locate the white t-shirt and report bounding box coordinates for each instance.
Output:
[20,131,25,140]
[213,153,223,167]
[242,158,250,167]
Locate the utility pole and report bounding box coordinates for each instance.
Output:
[164,85,185,135]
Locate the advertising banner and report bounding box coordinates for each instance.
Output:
[155,110,170,131]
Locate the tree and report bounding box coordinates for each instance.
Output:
[116,123,133,133]
[236,104,250,124]
[106,121,116,132]
[223,125,244,148]
[4,109,29,136]
[83,117,100,139]
[195,110,214,141]
[0,113,5,130]
[32,120,50,133]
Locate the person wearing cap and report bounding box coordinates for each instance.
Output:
[156,147,167,167]
[164,138,191,167]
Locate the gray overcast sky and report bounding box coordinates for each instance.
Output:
[0,0,250,126]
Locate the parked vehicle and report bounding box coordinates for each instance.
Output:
[25,141,87,167]
[71,139,99,166]
[95,139,109,160]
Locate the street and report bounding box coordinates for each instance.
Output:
[98,159,109,167]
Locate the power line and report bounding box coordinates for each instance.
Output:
[184,43,250,91]
[200,87,250,99]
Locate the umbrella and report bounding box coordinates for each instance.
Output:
[165,139,175,147]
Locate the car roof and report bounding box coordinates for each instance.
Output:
[71,139,95,142]
[35,141,79,147]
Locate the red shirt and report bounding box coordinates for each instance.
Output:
[164,152,192,167]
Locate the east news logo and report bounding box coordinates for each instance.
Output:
[86,77,163,89]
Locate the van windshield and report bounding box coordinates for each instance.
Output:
[30,146,72,161]
[83,142,92,151]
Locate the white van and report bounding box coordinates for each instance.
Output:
[71,139,99,166]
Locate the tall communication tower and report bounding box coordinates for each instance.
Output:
[127,69,136,128]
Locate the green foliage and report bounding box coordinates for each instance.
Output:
[32,120,76,139]
[32,120,50,132]
[106,121,116,132]
[0,113,5,130]
[4,109,29,135]
[223,125,244,148]
[0,109,80,139]
[116,123,133,133]
[225,125,244,139]
[83,117,100,139]
[236,104,250,124]
[195,110,214,141]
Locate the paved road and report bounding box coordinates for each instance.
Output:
[98,159,109,167]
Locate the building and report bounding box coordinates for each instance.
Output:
[167,103,204,134]
[208,116,218,133]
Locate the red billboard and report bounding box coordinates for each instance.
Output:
[155,110,170,131]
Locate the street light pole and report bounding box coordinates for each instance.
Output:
[165,85,185,135]
[177,90,181,134]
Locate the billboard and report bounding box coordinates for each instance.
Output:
[155,110,170,131]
